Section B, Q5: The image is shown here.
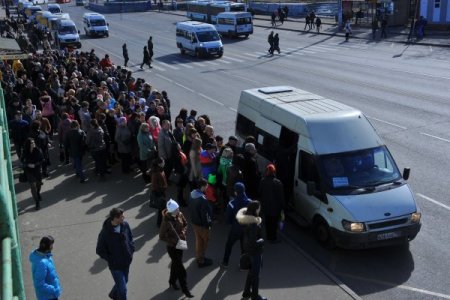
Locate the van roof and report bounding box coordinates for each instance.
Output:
[239,86,383,154]
[59,19,75,26]
[83,12,104,18]
[177,21,216,31]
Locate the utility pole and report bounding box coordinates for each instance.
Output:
[337,0,342,28]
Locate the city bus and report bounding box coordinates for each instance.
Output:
[186,1,246,24]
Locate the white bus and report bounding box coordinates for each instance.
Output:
[186,1,246,24]
[215,11,252,38]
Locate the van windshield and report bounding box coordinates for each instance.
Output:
[59,25,77,34]
[237,17,252,25]
[319,146,401,190]
[196,31,220,42]
[49,7,61,13]
[90,19,106,26]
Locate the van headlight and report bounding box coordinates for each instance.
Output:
[199,43,204,47]
[411,212,421,223]
[342,219,366,232]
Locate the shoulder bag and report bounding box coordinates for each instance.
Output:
[169,221,188,250]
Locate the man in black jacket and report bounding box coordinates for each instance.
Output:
[96,208,135,300]
[189,178,213,267]
[64,121,88,183]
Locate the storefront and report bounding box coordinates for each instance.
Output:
[342,0,410,25]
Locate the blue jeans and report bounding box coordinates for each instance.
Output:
[110,266,129,300]
[72,156,86,180]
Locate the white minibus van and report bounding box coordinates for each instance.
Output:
[236,86,422,249]
[215,11,253,38]
[176,21,223,58]
[83,13,109,37]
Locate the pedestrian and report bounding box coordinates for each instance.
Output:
[241,143,260,199]
[267,31,274,54]
[221,182,251,268]
[29,235,61,300]
[189,137,203,189]
[200,142,217,180]
[64,121,88,183]
[344,19,352,42]
[238,200,266,300]
[273,33,280,54]
[147,36,154,63]
[217,147,233,211]
[137,123,155,183]
[140,46,152,69]
[189,178,213,268]
[115,117,132,174]
[271,11,276,27]
[304,15,310,30]
[158,119,176,180]
[21,137,45,210]
[57,113,71,164]
[159,199,194,298]
[151,157,168,227]
[122,43,129,67]
[315,17,322,33]
[279,10,285,25]
[283,5,289,20]
[380,18,387,39]
[259,164,284,243]
[226,154,244,203]
[28,120,50,178]
[86,119,108,177]
[371,19,379,40]
[9,110,29,159]
[96,208,135,300]
[309,11,316,29]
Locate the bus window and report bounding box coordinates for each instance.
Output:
[236,17,252,25]
[256,129,278,161]
[218,18,234,25]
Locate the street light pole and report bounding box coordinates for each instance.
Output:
[338,0,342,28]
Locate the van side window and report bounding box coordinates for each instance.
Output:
[236,113,256,138]
[299,150,320,184]
[256,129,278,161]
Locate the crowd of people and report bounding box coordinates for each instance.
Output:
[2,16,287,300]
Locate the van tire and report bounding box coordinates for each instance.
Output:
[195,49,201,58]
[245,34,249,38]
[313,219,336,249]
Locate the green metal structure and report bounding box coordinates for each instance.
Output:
[0,86,26,300]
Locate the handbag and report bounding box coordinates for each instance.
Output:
[149,191,166,209]
[19,171,28,183]
[169,222,188,250]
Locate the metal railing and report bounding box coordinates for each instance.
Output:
[0,86,25,300]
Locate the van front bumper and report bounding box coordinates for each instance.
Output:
[199,47,223,57]
[330,223,421,249]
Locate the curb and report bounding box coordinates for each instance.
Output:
[280,231,363,300]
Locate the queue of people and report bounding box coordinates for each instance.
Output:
[3,16,286,300]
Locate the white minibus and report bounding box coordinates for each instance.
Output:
[176,21,223,58]
[215,11,253,38]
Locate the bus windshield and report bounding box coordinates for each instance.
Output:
[319,146,402,191]
[196,30,220,42]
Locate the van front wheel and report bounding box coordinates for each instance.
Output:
[314,220,336,249]
[195,49,202,58]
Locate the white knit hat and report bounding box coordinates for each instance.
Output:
[166,199,179,213]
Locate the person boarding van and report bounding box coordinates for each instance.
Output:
[176,21,223,58]
[235,86,421,249]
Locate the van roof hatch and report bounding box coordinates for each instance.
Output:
[258,86,293,94]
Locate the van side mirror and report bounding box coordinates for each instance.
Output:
[306,181,316,196]
[403,168,410,180]
[78,30,80,34]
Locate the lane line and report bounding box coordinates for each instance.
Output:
[228,107,237,112]
[171,60,193,68]
[417,193,450,211]
[228,73,262,84]
[157,61,179,70]
[224,56,244,62]
[337,272,450,299]
[420,132,450,143]
[198,93,225,106]
[366,116,407,130]
[219,59,231,64]
[174,82,195,93]
[155,73,173,82]
[203,61,220,66]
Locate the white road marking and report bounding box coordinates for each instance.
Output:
[297,49,316,54]
[151,64,165,71]
[174,82,195,93]
[155,73,173,82]
[191,62,206,67]
[366,116,407,129]
[337,272,450,299]
[157,62,179,70]
[312,45,338,51]
[172,60,193,68]
[219,59,231,64]
[229,107,237,112]
[203,61,220,66]
[417,193,450,211]
[198,93,224,106]
[420,132,450,143]
[244,52,259,57]
[228,73,262,84]
[255,51,270,56]
[224,56,244,62]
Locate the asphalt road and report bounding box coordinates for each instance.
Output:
[27,4,450,300]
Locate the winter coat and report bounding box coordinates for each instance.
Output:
[242,153,260,199]
[259,175,285,217]
[236,208,264,256]
[226,164,243,198]
[200,150,217,179]
[29,250,61,300]
[218,156,232,186]
[78,109,91,132]
[189,189,212,228]
[226,194,251,235]
[64,128,86,158]
[9,118,29,144]
[58,118,72,144]
[29,129,49,159]
[96,219,135,270]
[37,117,51,135]
[159,209,188,247]
[86,127,106,152]
[189,149,202,182]
[21,147,44,182]
[137,130,155,161]
[151,165,167,195]
[158,129,173,160]
[115,125,132,154]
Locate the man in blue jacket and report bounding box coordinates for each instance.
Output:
[221,182,251,268]
[29,235,61,300]
[96,208,135,300]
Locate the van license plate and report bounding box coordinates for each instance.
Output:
[377,232,400,240]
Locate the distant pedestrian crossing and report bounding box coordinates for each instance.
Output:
[131,42,371,73]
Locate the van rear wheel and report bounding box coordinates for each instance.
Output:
[180,47,185,55]
[314,220,336,249]
[195,49,201,58]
